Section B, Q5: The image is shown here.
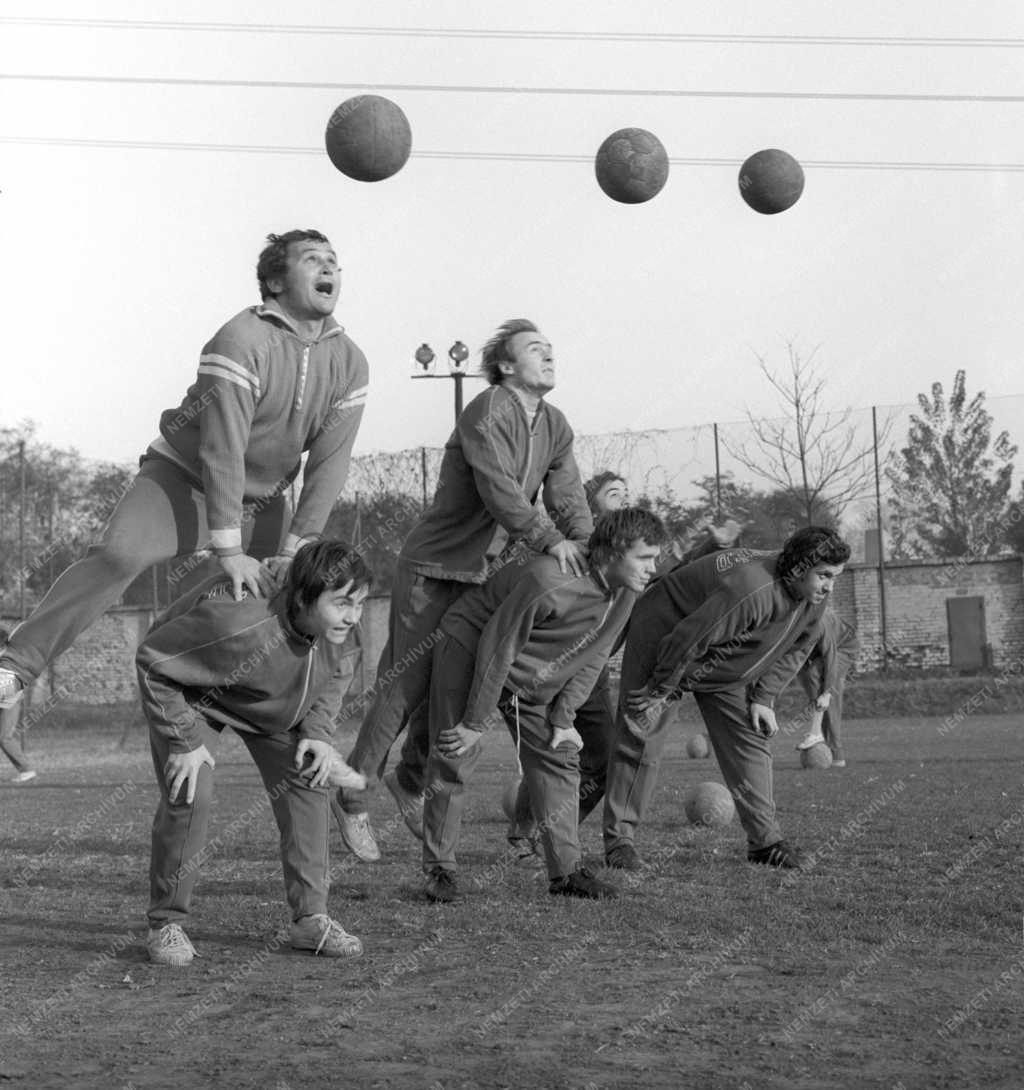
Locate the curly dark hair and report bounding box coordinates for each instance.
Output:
[777,526,850,581]
[588,508,667,568]
[256,229,331,300]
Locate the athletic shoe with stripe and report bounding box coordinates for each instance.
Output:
[147,923,198,967]
[290,914,363,958]
[331,798,381,862]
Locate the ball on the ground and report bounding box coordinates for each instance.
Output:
[324,95,412,182]
[501,775,522,822]
[683,782,735,827]
[738,148,805,214]
[800,743,834,770]
[685,733,710,759]
[594,127,669,204]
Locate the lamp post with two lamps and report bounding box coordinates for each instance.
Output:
[410,340,485,506]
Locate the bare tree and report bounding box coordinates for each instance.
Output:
[723,341,891,524]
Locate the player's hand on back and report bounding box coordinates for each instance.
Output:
[262,554,294,588]
[218,553,277,600]
[547,539,587,578]
[164,744,215,804]
[749,702,779,737]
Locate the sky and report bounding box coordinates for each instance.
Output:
[4,0,1024,493]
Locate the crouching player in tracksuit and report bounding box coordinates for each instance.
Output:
[603,526,851,873]
[137,541,370,967]
[421,508,666,903]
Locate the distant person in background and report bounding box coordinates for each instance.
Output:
[0,229,369,761]
[795,609,859,767]
[0,626,35,783]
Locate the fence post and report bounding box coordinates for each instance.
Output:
[713,423,722,523]
[420,446,429,511]
[18,439,26,621]
[872,406,889,673]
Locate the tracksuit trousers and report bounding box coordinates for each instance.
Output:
[422,635,584,882]
[603,685,784,853]
[339,562,468,814]
[507,666,614,837]
[148,722,330,926]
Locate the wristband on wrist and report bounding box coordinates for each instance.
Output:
[215,546,244,558]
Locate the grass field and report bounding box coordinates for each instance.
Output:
[2,703,1022,1090]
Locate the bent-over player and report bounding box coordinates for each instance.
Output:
[504,469,628,862]
[137,541,370,966]
[421,508,666,903]
[604,526,850,872]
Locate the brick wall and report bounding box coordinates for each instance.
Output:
[835,556,1024,672]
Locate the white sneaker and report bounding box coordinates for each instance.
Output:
[330,797,381,862]
[322,750,367,791]
[384,770,425,841]
[796,731,826,751]
[12,770,37,784]
[290,913,363,958]
[0,669,24,709]
[147,923,198,967]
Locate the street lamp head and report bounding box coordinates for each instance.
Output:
[448,340,470,373]
[414,343,436,373]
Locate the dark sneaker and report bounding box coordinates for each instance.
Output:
[748,840,805,870]
[424,867,461,903]
[549,866,618,900]
[605,843,644,871]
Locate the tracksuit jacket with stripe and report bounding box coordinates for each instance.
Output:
[439,553,636,732]
[136,577,359,753]
[400,385,593,584]
[149,299,369,555]
[635,548,829,705]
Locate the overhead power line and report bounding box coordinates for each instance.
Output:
[2,16,1024,48]
[3,72,1024,103]
[5,135,1024,172]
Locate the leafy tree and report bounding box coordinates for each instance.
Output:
[885,370,1016,558]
